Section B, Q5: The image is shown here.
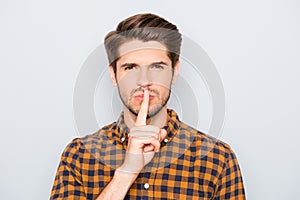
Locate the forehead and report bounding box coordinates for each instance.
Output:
[117,40,171,66]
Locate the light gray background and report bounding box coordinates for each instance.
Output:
[0,0,299,199]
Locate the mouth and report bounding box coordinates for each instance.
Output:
[134,94,155,102]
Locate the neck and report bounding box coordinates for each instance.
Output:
[124,106,169,129]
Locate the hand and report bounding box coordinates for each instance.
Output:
[118,90,167,174]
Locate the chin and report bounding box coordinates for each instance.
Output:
[147,104,164,117]
[128,103,164,118]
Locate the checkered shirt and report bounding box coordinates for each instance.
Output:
[50,109,246,199]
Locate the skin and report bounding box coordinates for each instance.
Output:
[110,40,180,128]
[97,40,180,200]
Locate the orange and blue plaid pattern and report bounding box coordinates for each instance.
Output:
[51,109,245,199]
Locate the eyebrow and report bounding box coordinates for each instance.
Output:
[150,61,169,66]
[120,61,169,68]
[120,63,138,68]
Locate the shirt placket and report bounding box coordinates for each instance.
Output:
[138,169,157,199]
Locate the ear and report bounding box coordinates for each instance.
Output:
[109,65,117,86]
[171,61,180,84]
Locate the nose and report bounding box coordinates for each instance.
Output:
[136,67,152,87]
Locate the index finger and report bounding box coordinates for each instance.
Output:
[135,89,149,126]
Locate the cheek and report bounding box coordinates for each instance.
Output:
[158,87,171,100]
[117,71,138,85]
[117,74,137,97]
[152,80,172,91]
[151,72,173,89]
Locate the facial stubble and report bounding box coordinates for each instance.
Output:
[117,85,172,119]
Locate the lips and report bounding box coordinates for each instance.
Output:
[134,94,155,101]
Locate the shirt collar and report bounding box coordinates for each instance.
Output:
[115,108,181,146]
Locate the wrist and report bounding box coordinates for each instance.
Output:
[96,167,138,200]
[114,165,140,180]
[112,167,139,190]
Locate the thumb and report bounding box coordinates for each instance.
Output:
[159,129,167,142]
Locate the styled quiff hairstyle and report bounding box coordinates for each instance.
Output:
[104,13,182,73]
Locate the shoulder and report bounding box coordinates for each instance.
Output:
[61,122,117,160]
[179,122,236,162]
[81,122,118,146]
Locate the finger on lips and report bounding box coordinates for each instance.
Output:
[128,89,163,153]
[135,89,149,126]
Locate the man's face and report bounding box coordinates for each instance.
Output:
[109,40,180,118]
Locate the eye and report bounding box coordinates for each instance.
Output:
[124,65,137,71]
[151,64,165,70]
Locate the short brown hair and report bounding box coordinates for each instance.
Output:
[104,13,182,73]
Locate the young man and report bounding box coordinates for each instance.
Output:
[51,13,246,199]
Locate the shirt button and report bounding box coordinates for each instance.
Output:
[163,138,169,143]
[144,183,149,190]
[121,137,125,142]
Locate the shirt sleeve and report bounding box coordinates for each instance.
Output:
[50,138,87,200]
[213,147,246,200]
